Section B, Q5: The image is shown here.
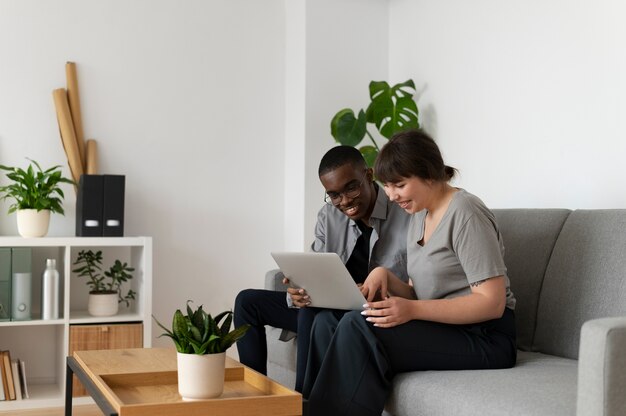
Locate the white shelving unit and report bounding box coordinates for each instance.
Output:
[0,236,152,411]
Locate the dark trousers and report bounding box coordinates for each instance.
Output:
[302,308,517,416]
[234,289,319,392]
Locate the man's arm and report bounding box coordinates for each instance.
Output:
[310,208,328,253]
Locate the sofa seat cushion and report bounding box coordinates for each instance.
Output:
[385,351,577,416]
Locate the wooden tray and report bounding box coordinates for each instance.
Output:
[95,366,301,416]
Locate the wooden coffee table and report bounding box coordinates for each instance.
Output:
[65,348,302,416]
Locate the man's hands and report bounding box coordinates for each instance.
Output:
[283,277,311,307]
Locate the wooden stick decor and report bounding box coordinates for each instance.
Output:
[53,61,101,193]
[52,88,84,185]
[65,61,86,168]
[86,139,98,174]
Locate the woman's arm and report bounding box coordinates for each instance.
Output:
[363,275,506,327]
[360,267,417,301]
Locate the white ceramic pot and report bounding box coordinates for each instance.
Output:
[87,292,119,316]
[16,209,51,238]
[177,351,226,400]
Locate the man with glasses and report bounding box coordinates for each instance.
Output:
[234,145,409,393]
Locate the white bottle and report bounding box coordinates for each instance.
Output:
[41,259,59,320]
[11,272,32,321]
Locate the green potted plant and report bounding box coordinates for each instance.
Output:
[0,159,74,237]
[153,300,250,400]
[330,79,420,167]
[72,249,136,317]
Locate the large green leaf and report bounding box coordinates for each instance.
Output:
[365,80,419,139]
[217,312,233,337]
[220,324,251,351]
[330,108,367,146]
[213,310,230,326]
[172,310,188,340]
[190,302,206,333]
[359,146,378,168]
[189,325,202,342]
[152,315,174,338]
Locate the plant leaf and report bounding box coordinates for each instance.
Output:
[358,145,378,169]
[191,304,206,333]
[220,324,251,351]
[330,108,367,146]
[172,309,188,340]
[213,310,230,326]
[186,300,194,320]
[365,79,419,139]
[189,325,202,342]
[219,312,233,337]
[152,314,174,338]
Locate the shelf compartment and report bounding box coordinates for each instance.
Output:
[69,323,143,396]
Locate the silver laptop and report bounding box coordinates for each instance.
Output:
[270,252,367,310]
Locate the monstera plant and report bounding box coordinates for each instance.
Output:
[330,79,420,167]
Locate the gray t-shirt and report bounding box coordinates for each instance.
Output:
[407,189,516,310]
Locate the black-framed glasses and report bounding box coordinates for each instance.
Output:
[324,172,368,205]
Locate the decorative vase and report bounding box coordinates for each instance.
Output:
[87,292,119,316]
[177,351,226,400]
[16,209,51,238]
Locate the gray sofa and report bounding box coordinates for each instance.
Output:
[263,209,626,415]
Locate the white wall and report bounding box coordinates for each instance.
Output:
[302,0,389,247]
[0,0,286,347]
[389,0,626,209]
[283,0,307,251]
[283,0,390,250]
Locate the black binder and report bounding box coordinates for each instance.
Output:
[102,175,125,237]
[75,174,103,236]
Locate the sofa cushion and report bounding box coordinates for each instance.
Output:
[534,210,626,359]
[493,209,571,350]
[385,351,577,416]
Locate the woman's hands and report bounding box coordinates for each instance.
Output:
[360,267,419,328]
[361,297,416,328]
[360,267,389,302]
[283,277,310,307]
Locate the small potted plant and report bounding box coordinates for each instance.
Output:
[153,300,250,400]
[0,159,74,237]
[72,249,136,317]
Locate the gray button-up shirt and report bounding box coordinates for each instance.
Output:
[311,184,410,282]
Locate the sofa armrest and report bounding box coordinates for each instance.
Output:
[577,316,626,416]
[265,269,288,291]
[265,269,297,342]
